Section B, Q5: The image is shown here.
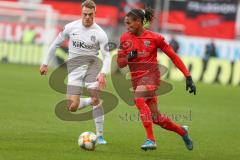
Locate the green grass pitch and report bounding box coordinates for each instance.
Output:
[0,63,239,160]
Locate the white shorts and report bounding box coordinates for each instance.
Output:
[66,55,101,95]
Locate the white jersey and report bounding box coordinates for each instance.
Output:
[42,19,110,74]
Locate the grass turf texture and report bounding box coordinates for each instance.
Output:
[0,63,239,160]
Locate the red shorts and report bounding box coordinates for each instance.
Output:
[131,72,160,91]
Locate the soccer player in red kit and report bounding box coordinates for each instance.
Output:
[117,8,196,151]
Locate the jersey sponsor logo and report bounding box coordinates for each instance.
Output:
[138,51,150,57]
[72,40,97,50]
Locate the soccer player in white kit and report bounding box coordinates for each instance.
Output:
[39,0,110,144]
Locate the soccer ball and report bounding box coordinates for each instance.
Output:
[78,131,97,151]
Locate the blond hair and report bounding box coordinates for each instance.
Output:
[81,0,96,11]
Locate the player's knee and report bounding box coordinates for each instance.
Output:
[149,96,157,105]
[69,107,77,112]
[153,114,170,127]
[135,85,156,98]
[152,112,160,122]
[91,97,99,106]
[68,101,79,112]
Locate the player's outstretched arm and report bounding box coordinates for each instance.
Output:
[98,31,110,89]
[164,47,196,95]
[157,35,196,95]
[39,35,65,76]
[40,26,69,76]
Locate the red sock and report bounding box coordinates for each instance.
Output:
[153,114,186,136]
[134,97,155,141]
[146,97,186,137]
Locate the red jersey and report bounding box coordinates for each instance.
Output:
[118,30,190,75]
[117,30,190,89]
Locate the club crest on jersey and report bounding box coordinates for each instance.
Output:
[144,40,150,47]
[90,35,96,42]
[120,40,133,50]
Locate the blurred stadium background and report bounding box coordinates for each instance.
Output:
[0,0,239,85]
[0,0,239,160]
